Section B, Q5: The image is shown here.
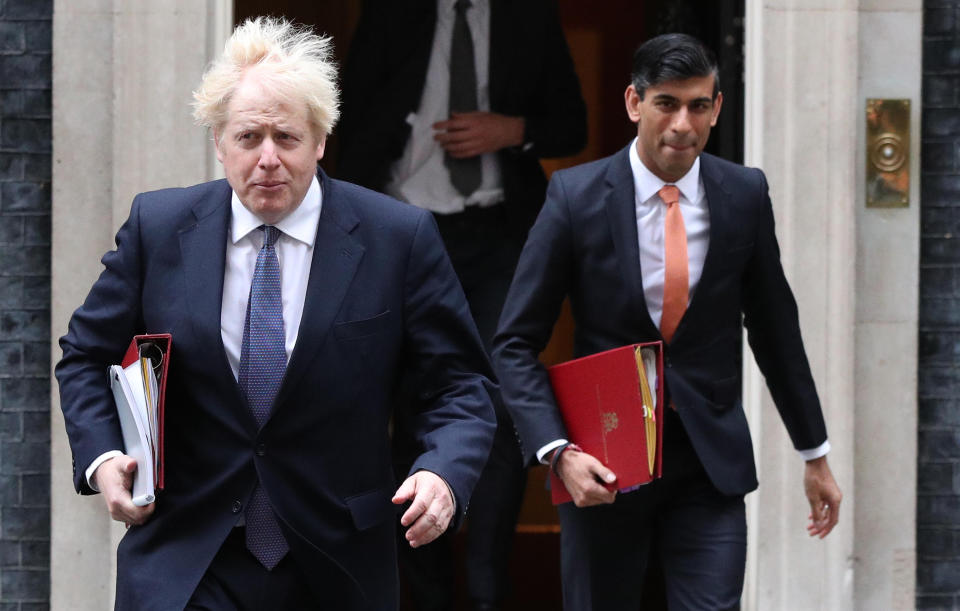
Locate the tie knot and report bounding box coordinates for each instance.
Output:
[454,0,471,13]
[260,225,281,248]
[658,185,680,207]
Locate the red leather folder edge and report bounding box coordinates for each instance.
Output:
[120,333,171,490]
[546,342,664,505]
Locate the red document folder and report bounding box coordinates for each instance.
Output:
[120,334,171,490]
[547,342,663,505]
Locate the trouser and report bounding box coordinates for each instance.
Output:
[558,410,747,611]
[185,528,320,610]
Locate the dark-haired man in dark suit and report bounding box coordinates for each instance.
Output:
[493,33,842,610]
[338,2,586,609]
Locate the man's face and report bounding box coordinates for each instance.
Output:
[215,72,325,225]
[625,75,722,183]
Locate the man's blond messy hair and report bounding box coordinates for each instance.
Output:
[192,17,340,137]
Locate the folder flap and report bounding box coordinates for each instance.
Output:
[120,337,139,368]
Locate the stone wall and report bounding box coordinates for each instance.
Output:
[918,1,960,607]
[0,0,52,608]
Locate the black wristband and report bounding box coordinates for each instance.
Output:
[550,442,582,476]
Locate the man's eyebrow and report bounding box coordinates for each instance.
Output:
[229,122,301,132]
[651,93,679,102]
[650,93,714,105]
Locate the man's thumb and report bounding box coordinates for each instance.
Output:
[392,478,416,504]
[122,458,138,474]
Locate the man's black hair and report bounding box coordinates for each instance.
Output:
[631,33,720,100]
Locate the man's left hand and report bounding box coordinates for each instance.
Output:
[433,112,524,158]
[392,470,455,548]
[804,456,842,538]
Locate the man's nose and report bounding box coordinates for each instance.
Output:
[670,108,693,134]
[258,139,281,169]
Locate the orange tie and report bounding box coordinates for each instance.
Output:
[659,185,687,343]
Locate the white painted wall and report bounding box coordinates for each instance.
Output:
[50,1,230,608]
[854,1,921,608]
[743,0,920,609]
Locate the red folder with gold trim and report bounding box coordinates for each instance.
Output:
[547,342,663,505]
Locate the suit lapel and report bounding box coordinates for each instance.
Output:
[604,145,660,339]
[487,0,513,109]
[685,153,731,323]
[274,171,365,411]
[177,181,252,427]
[407,0,439,113]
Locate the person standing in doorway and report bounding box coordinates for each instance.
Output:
[338,1,586,609]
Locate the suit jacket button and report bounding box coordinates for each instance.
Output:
[232,500,242,513]
[255,443,266,457]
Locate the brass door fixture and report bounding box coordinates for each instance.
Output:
[866,98,910,208]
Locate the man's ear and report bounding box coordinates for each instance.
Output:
[710,92,724,127]
[315,135,327,161]
[213,129,224,163]
[624,85,642,124]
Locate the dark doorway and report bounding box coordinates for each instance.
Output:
[548,0,744,166]
[232,2,744,609]
[233,0,744,174]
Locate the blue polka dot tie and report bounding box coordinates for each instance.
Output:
[238,225,289,570]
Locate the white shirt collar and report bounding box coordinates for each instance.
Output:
[230,175,322,247]
[628,137,701,205]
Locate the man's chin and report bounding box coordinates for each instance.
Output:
[661,152,697,177]
[247,199,294,224]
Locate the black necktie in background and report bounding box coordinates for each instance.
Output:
[445,0,482,197]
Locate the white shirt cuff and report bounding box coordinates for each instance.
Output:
[798,440,830,461]
[85,450,124,491]
[536,439,569,465]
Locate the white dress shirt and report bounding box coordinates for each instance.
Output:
[536,141,828,463]
[220,177,321,378]
[629,138,710,328]
[85,177,323,488]
[385,0,505,213]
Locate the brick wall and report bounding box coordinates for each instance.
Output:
[919,1,960,608]
[0,0,52,608]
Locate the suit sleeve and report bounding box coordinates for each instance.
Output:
[55,196,147,494]
[337,2,387,143]
[492,173,576,465]
[741,170,827,451]
[400,210,497,525]
[336,1,408,189]
[519,1,587,159]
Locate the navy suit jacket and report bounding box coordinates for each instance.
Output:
[493,148,827,496]
[56,170,497,610]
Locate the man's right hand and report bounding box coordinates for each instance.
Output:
[93,455,154,526]
[555,448,618,507]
